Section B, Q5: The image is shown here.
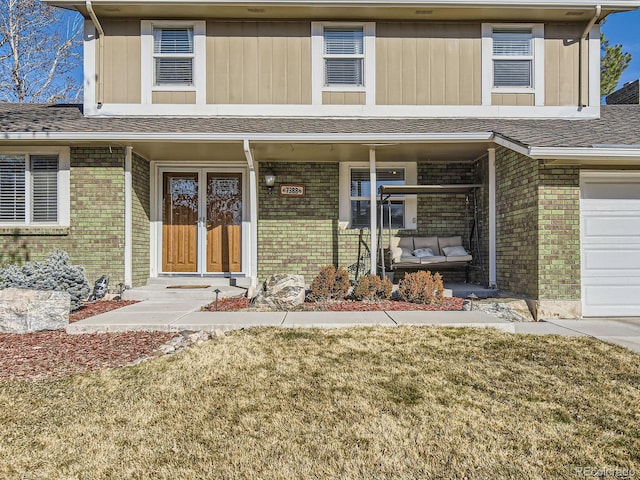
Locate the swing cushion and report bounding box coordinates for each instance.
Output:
[442,246,468,257]
[413,236,439,253]
[412,247,435,258]
[390,236,415,262]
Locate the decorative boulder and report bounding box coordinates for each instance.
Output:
[252,274,306,310]
[0,288,70,333]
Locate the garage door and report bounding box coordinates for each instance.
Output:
[581,172,640,317]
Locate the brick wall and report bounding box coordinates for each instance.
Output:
[537,165,581,300]
[258,162,339,283]
[131,153,150,287]
[0,147,126,288]
[606,79,640,105]
[495,147,539,298]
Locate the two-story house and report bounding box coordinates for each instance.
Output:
[1,0,640,318]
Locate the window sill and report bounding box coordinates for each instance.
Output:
[152,85,196,92]
[0,225,70,236]
[323,86,366,92]
[491,87,535,94]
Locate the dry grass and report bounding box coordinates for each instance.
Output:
[1,327,639,479]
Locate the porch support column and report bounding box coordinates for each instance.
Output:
[488,147,497,288]
[244,139,259,289]
[124,146,133,288]
[369,148,377,275]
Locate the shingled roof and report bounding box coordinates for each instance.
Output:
[1,102,640,148]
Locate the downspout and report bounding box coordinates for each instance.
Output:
[124,146,133,288]
[86,1,105,105]
[243,139,259,290]
[578,5,601,107]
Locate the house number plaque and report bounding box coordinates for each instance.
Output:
[280,184,305,197]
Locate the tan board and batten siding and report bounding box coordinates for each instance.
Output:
[544,24,585,106]
[376,22,482,105]
[101,20,142,104]
[207,21,311,104]
[98,20,588,107]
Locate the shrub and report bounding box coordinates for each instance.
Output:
[352,274,393,301]
[308,265,350,302]
[0,250,91,311]
[397,271,444,305]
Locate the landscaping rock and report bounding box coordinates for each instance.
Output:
[0,288,70,333]
[252,274,306,310]
[473,299,534,322]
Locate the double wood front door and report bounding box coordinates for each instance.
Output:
[162,170,242,274]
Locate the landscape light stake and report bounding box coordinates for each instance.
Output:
[214,288,221,311]
[467,293,478,310]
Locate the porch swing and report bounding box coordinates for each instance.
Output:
[378,184,486,285]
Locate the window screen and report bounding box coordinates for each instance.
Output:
[324,27,364,86]
[31,156,58,223]
[0,155,26,222]
[492,28,533,88]
[153,27,194,85]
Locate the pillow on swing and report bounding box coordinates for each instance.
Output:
[412,247,435,258]
[443,245,468,257]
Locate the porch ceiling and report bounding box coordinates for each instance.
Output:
[129,141,492,163]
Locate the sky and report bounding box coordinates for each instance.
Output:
[601,8,640,88]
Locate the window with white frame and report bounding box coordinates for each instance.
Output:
[311,22,375,105]
[324,26,364,87]
[350,168,406,229]
[482,23,544,105]
[492,28,533,88]
[153,26,194,86]
[141,21,206,104]
[0,154,58,224]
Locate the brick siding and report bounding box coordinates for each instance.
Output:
[606,79,640,105]
[0,147,126,288]
[258,162,339,283]
[495,147,539,298]
[131,153,150,287]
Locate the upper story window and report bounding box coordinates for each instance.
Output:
[324,27,364,87]
[482,23,544,106]
[153,27,194,86]
[0,154,59,225]
[141,21,206,104]
[312,22,375,105]
[492,28,533,88]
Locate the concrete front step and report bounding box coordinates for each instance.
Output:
[122,284,248,301]
[145,276,252,288]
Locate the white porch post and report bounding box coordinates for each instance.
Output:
[369,148,377,275]
[488,147,497,288]
[124,146,133,288]
[243,140,259,289]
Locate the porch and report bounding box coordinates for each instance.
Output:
[125,138,496,290]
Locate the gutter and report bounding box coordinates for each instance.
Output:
[86,1,105,105]
[0,132,495,143]
[578,5,601,107]
[43,0,640,8]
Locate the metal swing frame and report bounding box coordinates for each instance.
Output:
[378,184,486,285]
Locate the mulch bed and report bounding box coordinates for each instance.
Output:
[1,300,175,381]
[203,296,464,312]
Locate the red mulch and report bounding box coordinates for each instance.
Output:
[1,300,175,381]
[201,296,250,312]
[69,300,138,322]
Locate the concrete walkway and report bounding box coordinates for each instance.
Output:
[67,300,640,354]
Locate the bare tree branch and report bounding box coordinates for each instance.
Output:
[0,0,82,103]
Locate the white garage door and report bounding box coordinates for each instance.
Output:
[581,172,640,317]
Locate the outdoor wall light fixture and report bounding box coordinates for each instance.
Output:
[264,167,276,194]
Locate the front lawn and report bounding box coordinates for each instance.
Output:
[1,327,639,479]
